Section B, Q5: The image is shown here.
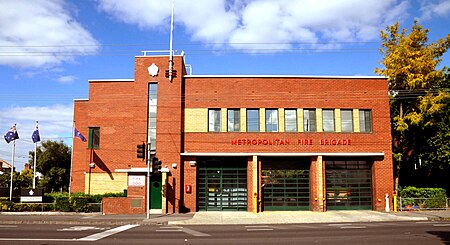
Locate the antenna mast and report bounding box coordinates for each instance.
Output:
[168,0,175,82]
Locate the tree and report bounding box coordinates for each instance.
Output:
[375,21,450,192]
[0,169,33,193]
[28,140,71,193]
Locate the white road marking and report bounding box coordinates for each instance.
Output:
[0,238,75,242]
[77,224,139,241]
[57,226,106,231]
[433,224,450,227]
[0,225,17,228]
[156,226,210,236]
[246,226,274,231]
[340,226,366,229]
[328,224,353,227]
[156,226,183,232]
[245,225,271,228]
[181,227,211,237]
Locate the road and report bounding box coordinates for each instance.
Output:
[0,221,449,244]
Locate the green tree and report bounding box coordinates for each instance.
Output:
[28,140,71,192]
[0,169,33,192]
[375,21,450,192]
[14,169,33,189]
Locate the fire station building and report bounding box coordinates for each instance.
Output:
[71,53,393,214]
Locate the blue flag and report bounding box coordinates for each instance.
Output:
[74,127,86,142]
[32,123,40,143]
[4,124,19,143]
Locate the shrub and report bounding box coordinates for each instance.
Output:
[399,186,447,209]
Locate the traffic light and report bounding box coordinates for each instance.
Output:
[165,70,170,78]
[152,157,161,173]
[136,143,146,160]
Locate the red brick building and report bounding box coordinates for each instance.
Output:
[72,53,393,214]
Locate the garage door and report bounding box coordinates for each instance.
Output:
[325,159,372,210]
[262,159,310,211]
[197,158,247,211]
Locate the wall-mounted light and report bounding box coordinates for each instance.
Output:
[89,163,95,168]
[189,161,196,167]
[172,163,177,169]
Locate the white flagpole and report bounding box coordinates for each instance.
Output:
[33,120,38,189]
[9,139,15,200]
[69,122,74,197]
[168,0,174,82]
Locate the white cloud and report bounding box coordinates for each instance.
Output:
[0,0,99,68]
[420,0,450,20]
[0,104,73,170]
[56,75,77,84]
[96,0,409,53]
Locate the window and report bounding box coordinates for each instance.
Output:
[303,109,316,132]
[88,127,100,149]
[247,109,259,132]
[322,109,335,132]
[208,109,221,132]
[265,109,278,132]
[148,83,157,150]
[341,109,353,132]
[359,110,372,132]
[285,109,297,132]
[227,109,240,132]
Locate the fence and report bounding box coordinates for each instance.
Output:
[0,202,102,213]
[398,197,449,211]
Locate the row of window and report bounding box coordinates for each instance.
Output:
[208,108,372,133]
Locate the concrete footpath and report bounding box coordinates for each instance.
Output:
[1,210,449,226]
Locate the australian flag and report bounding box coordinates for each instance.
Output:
[74,127,86,142]
[4,124,19,143]
[32,122,40,143]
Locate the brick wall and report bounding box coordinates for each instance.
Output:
[73,56,393,213]
[102,197,145,214]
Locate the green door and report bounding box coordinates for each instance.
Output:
[325,159,372,210]
[198,166,247,211]
[262,169,310,211]
[151,176,162,209]
[261,159,310,211]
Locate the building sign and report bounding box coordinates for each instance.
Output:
[231,138,352,146]
[20,188,43,202]
[128,175,145,187]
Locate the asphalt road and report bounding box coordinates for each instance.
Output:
[0,221,449,245]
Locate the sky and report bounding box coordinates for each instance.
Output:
[0,0,449,171]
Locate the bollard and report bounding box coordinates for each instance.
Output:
[393,194,397,213]
[253,193,258,214]
[385,194,390,212]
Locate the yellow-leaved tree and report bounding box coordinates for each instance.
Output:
[375,20,450,192]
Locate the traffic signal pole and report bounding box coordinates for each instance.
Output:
[146,143,151,220]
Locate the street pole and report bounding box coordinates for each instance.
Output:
[9,140,15,200]
[33,140,37,189]
[146,143,151,219]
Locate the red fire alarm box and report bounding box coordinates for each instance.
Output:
[185,185,192,193]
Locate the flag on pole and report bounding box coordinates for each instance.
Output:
[4,124,19,143]
[32,121,40,143]
[74,127,86,142]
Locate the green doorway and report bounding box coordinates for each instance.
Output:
[325,159,372,210]
[151,175,162,209]
[197,157,247,211]
[262,158,310,211]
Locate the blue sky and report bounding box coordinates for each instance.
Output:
[0,0,449,171]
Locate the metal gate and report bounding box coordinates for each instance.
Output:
[198,159,247,211]
[262,159,310,211]
[325,159,372,210]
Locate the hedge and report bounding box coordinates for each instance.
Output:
[0,192,125,212]
[399,186,447,209]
